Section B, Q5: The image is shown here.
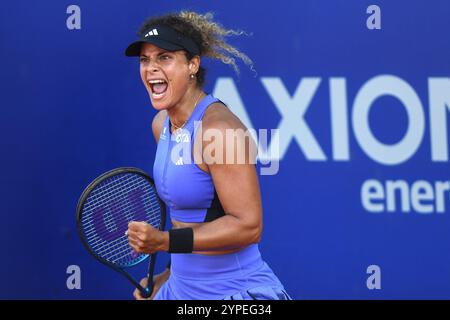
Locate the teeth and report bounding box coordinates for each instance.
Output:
[148,79,166,84]
[152,92,165,98]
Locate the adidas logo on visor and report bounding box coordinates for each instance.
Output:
[144,29,159,37]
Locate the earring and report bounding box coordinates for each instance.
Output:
[190,74,195,79]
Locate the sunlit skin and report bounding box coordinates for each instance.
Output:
[127,43,263,299]
[138,43,204,126]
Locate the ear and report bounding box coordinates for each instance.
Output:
[188,55,201,74]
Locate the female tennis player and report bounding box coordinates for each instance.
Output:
[125,11,290,300]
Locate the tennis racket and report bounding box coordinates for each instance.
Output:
[76,167,166,298]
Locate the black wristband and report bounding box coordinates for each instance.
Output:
[168,228,194,253]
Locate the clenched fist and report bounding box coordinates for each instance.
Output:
[127,221,169,254]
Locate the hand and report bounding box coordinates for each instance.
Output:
[133,270,171,300]
[127,221,168,254]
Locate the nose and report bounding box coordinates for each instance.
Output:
[148,67,159,75]
[143,65,158,74]
[143,59,160,73]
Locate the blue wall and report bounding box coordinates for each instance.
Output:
[1,0,449,299]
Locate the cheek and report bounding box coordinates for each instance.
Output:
[166,67,189,91]
[140,66,148,86]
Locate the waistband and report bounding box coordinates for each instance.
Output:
[170,244,264,280]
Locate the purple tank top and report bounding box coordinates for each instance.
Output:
[153,94,225,223]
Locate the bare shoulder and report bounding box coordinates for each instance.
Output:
[151,110,167,143]
[200,101,257,164]
[202,102,246,131]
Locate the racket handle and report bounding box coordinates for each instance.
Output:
[140,275,154,298]
[141,281,153,298]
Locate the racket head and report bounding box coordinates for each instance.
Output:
[76,167,166,270]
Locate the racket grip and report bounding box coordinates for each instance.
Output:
[141,279,154,299]
[141,286,152,299]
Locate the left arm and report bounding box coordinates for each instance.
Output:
[190,142,262,251]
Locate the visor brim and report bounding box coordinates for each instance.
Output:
[124,39,185,56]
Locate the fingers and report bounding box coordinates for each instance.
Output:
[127,221,160,254]
[133,288,141,300]
[133,288,147,300]
[128,237,142,248]
[128,238,147,253]
[140,277,149,287]
[127,222,146,241]
[127,222,157,240]
[133,278,149,300]
[127,229,147,242]
[128,221,149,232]
[127,221,155,240]
[127,231,154,253]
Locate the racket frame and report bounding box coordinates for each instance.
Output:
[76,167,166,298]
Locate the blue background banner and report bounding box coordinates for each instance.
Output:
[1,0,449,299]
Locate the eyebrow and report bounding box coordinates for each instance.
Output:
[140,50,171,58]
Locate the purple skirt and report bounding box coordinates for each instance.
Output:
[153,244,291,300]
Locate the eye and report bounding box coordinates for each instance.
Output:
[139,57,149,63]
[159,54,171,61]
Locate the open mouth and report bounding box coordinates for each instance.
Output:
[148,79,168,99]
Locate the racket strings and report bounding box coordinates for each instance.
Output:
[80,172,162,267]
[82,188,160,239]
[82,173,160,229]
[84,176,159,264]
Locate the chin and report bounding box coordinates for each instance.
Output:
[149,96,169,111]
[149,89,176,111]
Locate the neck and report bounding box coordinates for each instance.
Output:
[168,87,204,129]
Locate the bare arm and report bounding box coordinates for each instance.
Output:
[191,107,262,251]
[151,110,167,143]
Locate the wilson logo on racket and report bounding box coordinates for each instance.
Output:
[92,188,147,242]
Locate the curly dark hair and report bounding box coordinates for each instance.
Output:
[139,11,253,87]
